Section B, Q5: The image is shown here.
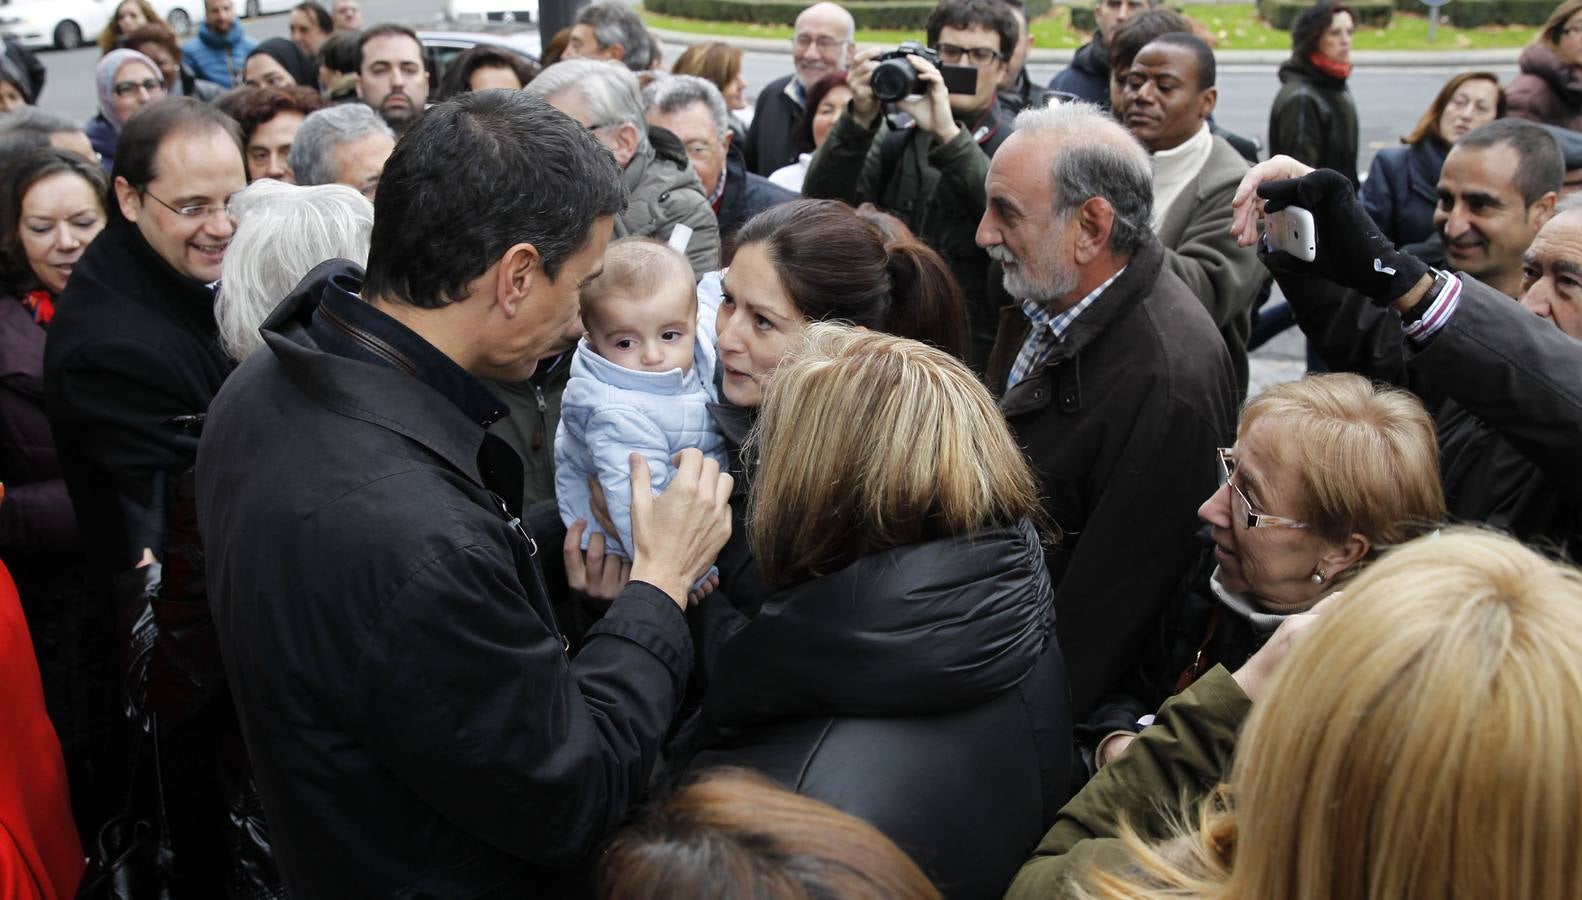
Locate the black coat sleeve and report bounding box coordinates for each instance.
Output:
[347,544,694,867]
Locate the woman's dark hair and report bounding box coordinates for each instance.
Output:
[120,21,183,65]
[1291,1,1354,58]
[293,0,333,36]
[793,71,847,154]
[597,769,942,900]
[733,199,968,360]
[1,148,108,292]
[363,90,625,308]
[111,98,244,218]
[1107,8,1193,74]
[1403,71,1506,145]
[437,44,540,100]
[223,85,327,144]
[247,37,319,87]
[318,30,361,75]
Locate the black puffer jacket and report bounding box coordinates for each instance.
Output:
[679,519,1072,900]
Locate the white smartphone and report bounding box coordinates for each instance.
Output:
[1267,205,1317,262]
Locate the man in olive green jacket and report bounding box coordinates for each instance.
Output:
[803,0,1019,369]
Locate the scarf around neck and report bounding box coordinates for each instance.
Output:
[1308,50,1352,81]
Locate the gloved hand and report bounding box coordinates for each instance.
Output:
[1257,168,1428,306]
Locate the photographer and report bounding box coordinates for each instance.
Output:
[1231,157,1582,559]
[802,0,1019,369]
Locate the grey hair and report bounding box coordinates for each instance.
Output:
[216,179,374,361]
[1012,101,1154,254]
[642,74,729,140]
[0,107,82,137]
[287,104,396,188]
[527,59,649,148]
[575,1,652,71]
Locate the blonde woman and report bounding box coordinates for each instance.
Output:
[1081,373,1444,773]
[674,324,1071,900]
[1007,528,1582,899]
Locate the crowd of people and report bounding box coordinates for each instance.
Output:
[1,0,1581,896]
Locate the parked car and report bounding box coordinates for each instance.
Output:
[417,25,540,90]
[442,0,539,26]
[1,0,118,50]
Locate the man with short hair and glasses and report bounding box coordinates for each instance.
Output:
[742,1,855,175]
[42,96,247,891]
[803,0,1021,369]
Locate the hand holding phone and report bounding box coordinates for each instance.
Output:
[1267,205,1317,263]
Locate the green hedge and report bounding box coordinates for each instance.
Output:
[646,0,1050,28]
[1069,5,1095,31]
[1443,0,1552,27]
[1257,0,1392,29]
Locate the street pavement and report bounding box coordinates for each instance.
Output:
[23,0,1472,392]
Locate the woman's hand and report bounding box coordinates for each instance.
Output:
[1229,154,1316,247]
[562,521,631,606]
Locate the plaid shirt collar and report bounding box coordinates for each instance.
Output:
[1005,267,1125,392]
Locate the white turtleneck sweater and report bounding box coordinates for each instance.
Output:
[1149,123,1214,231]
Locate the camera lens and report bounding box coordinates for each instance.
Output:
[871,58,914,104]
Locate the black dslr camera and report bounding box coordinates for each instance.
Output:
[870,40,978,103]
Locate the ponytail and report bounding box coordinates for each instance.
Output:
[883,236,967,361]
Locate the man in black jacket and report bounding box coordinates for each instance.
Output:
[978,101,1237,720]
[1237,157,1582,561]
[197,90,734,898]
[43,97,246,889]
[743,1,855,175]
[645,74,797,243]
[1049,0,1151,108]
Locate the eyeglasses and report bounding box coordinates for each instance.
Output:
[113,78,166,98]
[792,33,843,52]
[1217,448,1308,530]
[141,189,232,221]
[934,42,1004,67]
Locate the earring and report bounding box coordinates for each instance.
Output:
[1311,569,1326,585]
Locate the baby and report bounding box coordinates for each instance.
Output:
[555,237,728,566]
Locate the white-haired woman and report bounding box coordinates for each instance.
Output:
[216,179,373,362]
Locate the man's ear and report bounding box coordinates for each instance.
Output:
[1199,85,1218,120]
[114,175,142,223]
[721,128,734,152]
[609,122,641,168]
[494,242,541,317]
[1532,190,1559,229]
[354,72,365,99]
[1072,196,1116,266]
[608,42,626,63]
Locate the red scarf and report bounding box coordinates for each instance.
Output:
[19,291,54,327]
[1308,51,1352,80]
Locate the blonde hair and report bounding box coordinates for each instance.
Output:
[1237,373,1445,550]
[1085,528,1582,900]
[1540,0,1582,49]
[579,236,694,329]
[747,323,1044,586]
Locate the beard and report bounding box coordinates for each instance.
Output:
[986,241,1078,304]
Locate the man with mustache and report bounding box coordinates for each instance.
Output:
[357,24,429,137]
[977,101,1237,721]
[1112,31,1261,396]
[742,2,855,175]
[1433,119,1560,298]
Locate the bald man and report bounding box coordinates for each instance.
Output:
[742,1,855,175]
[977,101,1237,720]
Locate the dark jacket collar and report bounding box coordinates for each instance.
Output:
[1279,55,1346,90]
[86,217,220,343]
[1407,138,1449,205]
[259,259,505,485]
[1520,42,1582,98]
[1072,31,1108,77]
[0,293,43,380]
[700,518,1052,729]
[988,233,1166,399]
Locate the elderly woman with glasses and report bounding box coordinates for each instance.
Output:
[1077,373,1446,775]
[84,49,167,172]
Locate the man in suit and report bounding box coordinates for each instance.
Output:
[1113,31,1261,395]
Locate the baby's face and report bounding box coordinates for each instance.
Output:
[585,284,697,374]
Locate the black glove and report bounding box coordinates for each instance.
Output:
[1257,168,1429,306]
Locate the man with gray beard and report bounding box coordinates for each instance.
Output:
[978,101,1237,724]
